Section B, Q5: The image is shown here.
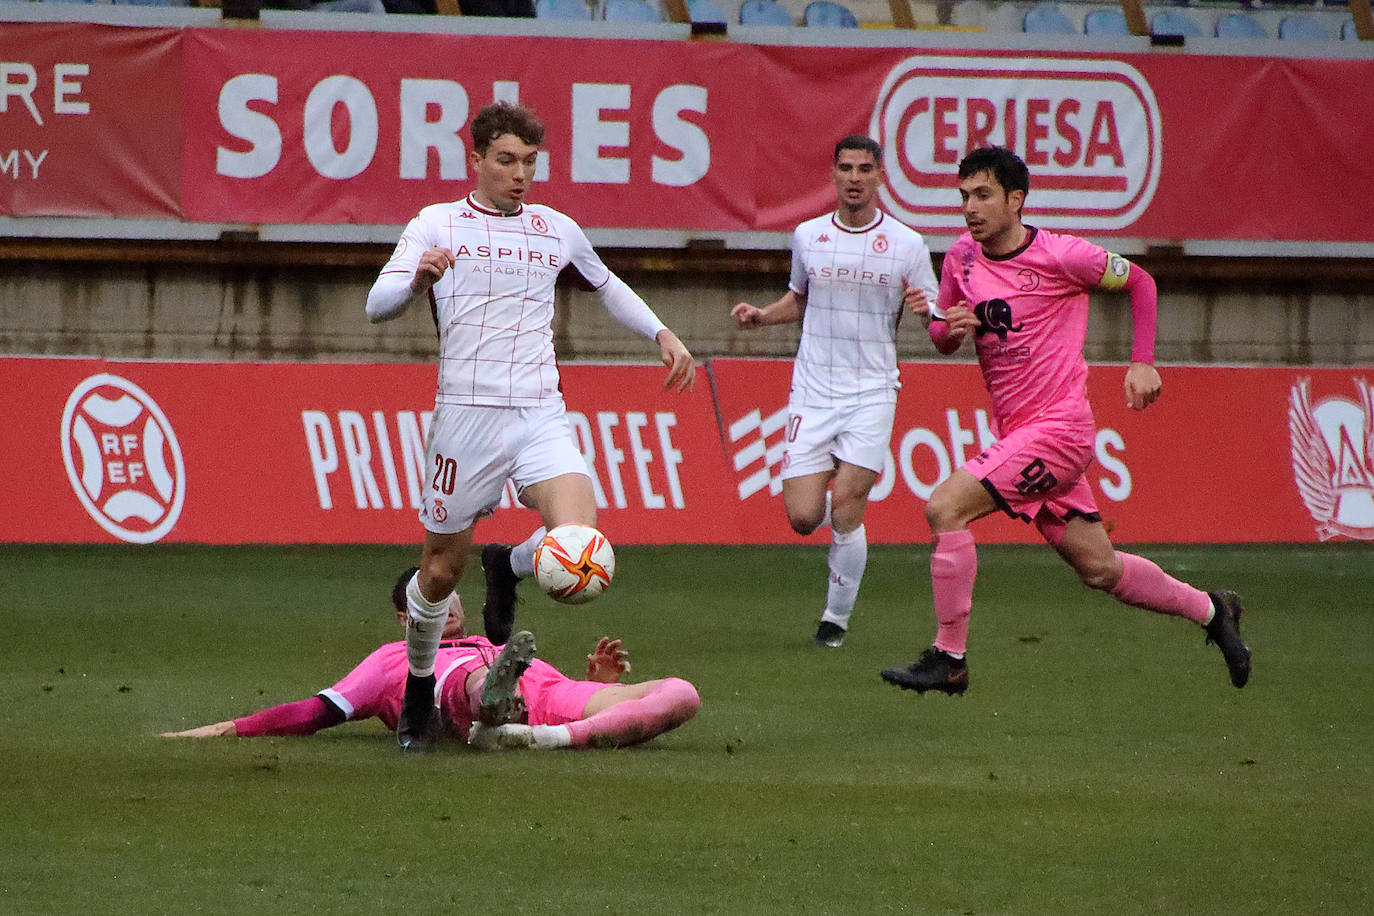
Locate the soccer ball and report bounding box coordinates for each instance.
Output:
[533,524,616,605]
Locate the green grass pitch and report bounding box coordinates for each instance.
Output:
[1,542,1370,914]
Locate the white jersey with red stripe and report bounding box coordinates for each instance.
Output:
[787,209,939,407]
[375,195,612,408]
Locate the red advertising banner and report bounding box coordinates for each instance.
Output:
[0,23,183,219]
[179,29,757,229]
[4,356,1372,546]
[4,21,1373,245]
[0,357,733,545]
[711,357,1374,545]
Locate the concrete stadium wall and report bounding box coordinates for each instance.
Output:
[2,250,1372,368]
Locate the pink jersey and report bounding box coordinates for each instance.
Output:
[318,637,496,735]
[934,227,1113,433]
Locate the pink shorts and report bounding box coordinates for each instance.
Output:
[518,660,608,727]
[965,420,1100,545]
[437,652,608,739]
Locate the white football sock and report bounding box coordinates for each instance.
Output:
[531,724,571,750]
[405,573,450,677]
[819,490,833,530]
[821,524,867,629]
[510,527,547,579]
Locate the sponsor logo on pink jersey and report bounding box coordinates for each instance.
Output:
[1289,378,1374,540]
[869,56,1162,231]
[60,374,186,543]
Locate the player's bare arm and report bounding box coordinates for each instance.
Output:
[411,247,456,295]
[161,720,236,738]
[656,329,696,393]
[730,290,804,329]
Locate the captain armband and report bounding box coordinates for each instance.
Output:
[1099,252,1131,291]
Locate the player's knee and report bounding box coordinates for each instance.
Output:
[786,507,823,536]
[663,678,701,722]
[924,494,956,532]
[1076,557,1120,591]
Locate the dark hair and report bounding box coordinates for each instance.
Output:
[958,146,1030,197]
[471,102,545,156]
[392,566,419,617]
[834,135,882,164]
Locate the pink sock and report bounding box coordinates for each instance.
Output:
[931,530,977,656]
[565,678,701,748]
[1110,552,1212,623]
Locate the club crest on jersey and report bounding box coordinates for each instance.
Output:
[531,215,549,234]
[1288,377,1374,541]
[872,234,889,254]
[60,374,186,544]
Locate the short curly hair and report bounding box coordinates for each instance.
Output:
[471,102,545,156]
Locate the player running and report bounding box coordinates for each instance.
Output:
[365,102,695,751]
[881,146,1251,695]
[161,569,700,751]
[731,135,938,649]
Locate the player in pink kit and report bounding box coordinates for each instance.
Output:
[161,569,700,751]
[365,103,695,751]
[880,147,1251,695]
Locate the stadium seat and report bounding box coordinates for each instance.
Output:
[536,0,591,16]
[1151,9,1205,38]
[1341,18,1358,40]
[603,0,661,20]
[1023,3,1076,35]
[1083,8,1129,36]
[803,0,858,27]
[739,0,793,25]
[1278,15,1332,40]
[687,0,727,22]
[1215,12,1268,39]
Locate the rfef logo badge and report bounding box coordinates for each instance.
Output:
[870,56,1162,231]
[60,374,186,543]
[1288,377,1374,541]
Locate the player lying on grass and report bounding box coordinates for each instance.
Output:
[160,569,700,751]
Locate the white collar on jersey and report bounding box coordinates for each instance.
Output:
[830,209,884,234]
[465,193,524,218]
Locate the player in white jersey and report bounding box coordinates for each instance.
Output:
[366,102,695,751]
[731,136,939,648]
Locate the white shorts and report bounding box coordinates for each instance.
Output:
[780,397,896,479]
[419,402,589,534]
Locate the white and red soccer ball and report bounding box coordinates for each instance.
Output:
[534,524,615,605]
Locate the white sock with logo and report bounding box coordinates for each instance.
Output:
[822,524,867,629]
[510,527,547,579]
[405,573,449,677]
